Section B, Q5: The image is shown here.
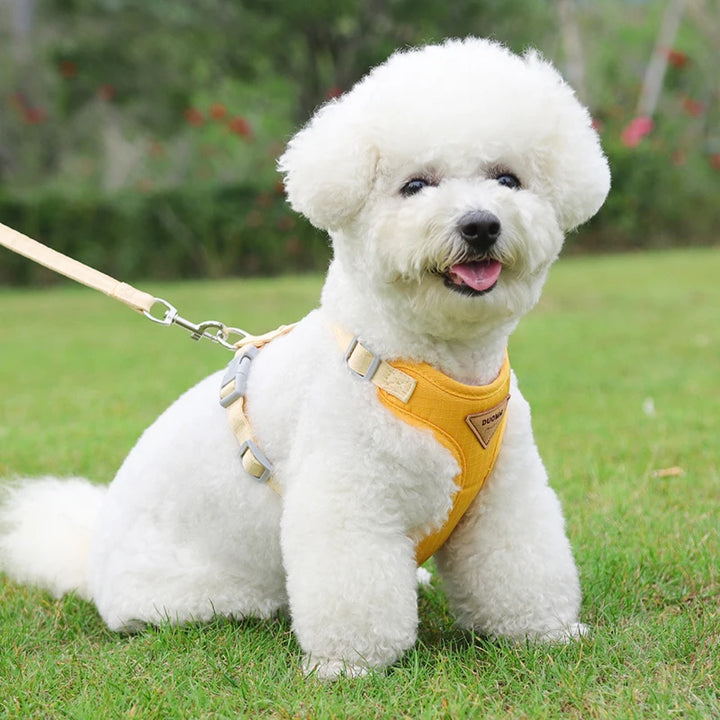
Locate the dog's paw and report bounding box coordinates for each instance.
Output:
[303,655,371,681]
[537,622,589,644]
[416,567,433,587]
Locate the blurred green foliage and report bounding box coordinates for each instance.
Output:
[0,184,329,283]
[0,0,717,281]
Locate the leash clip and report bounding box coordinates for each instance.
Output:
[144,297,248,351]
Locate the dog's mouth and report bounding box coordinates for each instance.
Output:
[440,259,502,296]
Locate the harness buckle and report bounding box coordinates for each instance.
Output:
[344,335,381,381]
[238,439,274,483]
[219,345,259,408]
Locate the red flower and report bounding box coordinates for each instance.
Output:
[184,107,204,126]
[325,86,343,100]
[682,96,705,117]
[671,150,686,166]
[59,61,78,78]
[665,48,689,68]
[24,107,48,125]
[621,116,654,148]
[97,84,116,101]
[228,116,252,138]
[709,153,720,172]
[209,102,228,121]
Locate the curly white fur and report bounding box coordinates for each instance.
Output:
[1,38,609,679]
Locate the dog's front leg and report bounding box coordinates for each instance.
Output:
[435,389,586,643]
[280,473,419,680]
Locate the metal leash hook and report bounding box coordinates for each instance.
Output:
[0,222,253,351]
[143,297,249,351]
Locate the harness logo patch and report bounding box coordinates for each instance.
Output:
[465,395,510,449]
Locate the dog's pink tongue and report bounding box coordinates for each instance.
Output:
[449,260,502,291]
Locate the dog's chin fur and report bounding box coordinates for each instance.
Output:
[0,38,610,680]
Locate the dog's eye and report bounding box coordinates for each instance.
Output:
[496,173,521,189]
[401,178,430,197]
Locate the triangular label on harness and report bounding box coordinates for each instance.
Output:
[466,395,510,449]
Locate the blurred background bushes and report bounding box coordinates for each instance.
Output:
[0,0,717,283]
[0,184,328,283]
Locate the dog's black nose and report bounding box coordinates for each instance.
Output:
[458,211,502,251]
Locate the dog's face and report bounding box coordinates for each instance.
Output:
[350,152,568,330]
[280,38,610,335]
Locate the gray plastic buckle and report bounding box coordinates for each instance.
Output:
[239,439,273,483]
[219,345,259,408]
[344,335,381,381]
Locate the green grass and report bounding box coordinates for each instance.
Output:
[1,248,718,719]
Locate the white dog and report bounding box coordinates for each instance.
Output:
[0,37,610,679]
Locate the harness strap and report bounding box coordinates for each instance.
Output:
[332,327,417,403]
[232,324,298,352]
[220,324,297,495]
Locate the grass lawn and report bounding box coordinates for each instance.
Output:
[1,247,718,719]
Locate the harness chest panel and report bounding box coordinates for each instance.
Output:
[377,356,511,565]
[222,326,511,566]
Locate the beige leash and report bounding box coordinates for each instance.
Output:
[0,221,249,350]
[0,221,155,313]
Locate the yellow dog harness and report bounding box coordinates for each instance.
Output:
[220,326,511,565]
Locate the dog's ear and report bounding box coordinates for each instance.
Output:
[278,99,378,232]
[552,118,611,232]
[522,50,611,233]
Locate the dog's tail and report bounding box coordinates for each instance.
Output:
[0,477,107,600]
